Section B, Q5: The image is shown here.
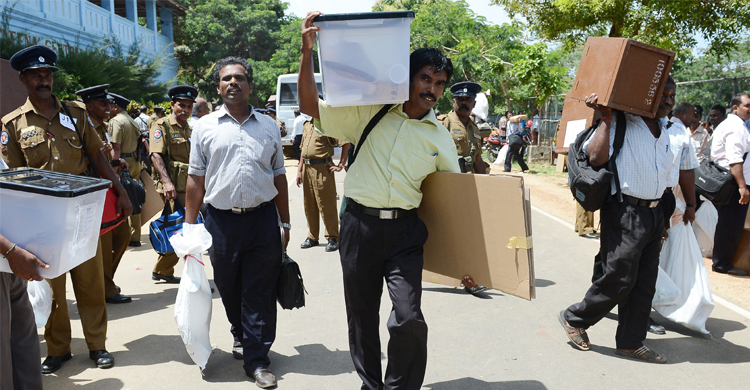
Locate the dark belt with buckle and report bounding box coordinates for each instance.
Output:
[621,194,660,208]
[303,157,332,165]
[348,199,417,220]
[120,152,134,158]
[230,201,271,214]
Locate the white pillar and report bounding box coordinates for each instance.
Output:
[125,0,137,23]
[100,0,115,12]
[159,6,173,40]
[145,0,157,31]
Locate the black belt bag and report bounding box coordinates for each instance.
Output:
[347,199,417,220]
[303,157,332,165]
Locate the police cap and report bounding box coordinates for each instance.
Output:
[10,45,59,73]
[75,84,110,103]
[450,81,482,98]
[168,85,198,102]
[153,106,165,113]
[109,93,130,109]
[267,107,276,115]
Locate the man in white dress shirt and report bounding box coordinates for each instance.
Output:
[710,93,750,276]
[559,76,698,364]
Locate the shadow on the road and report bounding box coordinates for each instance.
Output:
[104,287,181,321]
[423,286,504,299]
[201,343,356,384]
[118,334,194,367]
[43,377,125,390]
[425,378,547,390]
[535,279,556,288]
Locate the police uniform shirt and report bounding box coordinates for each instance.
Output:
[1,96,103,175]
[438,111,483,163]
[301,120,338,160]
[109,111,139,154]
[150,114,191,164]
[147,114,158,129]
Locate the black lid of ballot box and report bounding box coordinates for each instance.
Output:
[313,11,415,22]
[0,168,111,198]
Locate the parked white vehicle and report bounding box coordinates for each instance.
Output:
[276,73,322,147]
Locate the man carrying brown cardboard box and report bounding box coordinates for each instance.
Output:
[558,76,699,364]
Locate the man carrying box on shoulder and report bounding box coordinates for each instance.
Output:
[299,12,460,390]
[1,45,132,373]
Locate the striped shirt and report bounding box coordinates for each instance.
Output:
[584,112,698,200]
[188,105,286,209]
[711,114,750,183]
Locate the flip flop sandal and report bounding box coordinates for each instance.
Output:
[615,346,667,364]
[558,310,591,351]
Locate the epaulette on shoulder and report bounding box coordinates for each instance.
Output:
[1,106,24,124]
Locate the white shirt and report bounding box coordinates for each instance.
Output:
[292,115,306,137]
[507,121,523,136]
[711,113,750,183]
[584,112,698,199]
[688,125,710,163]
[531,114,540,131]
[188,105,286,209]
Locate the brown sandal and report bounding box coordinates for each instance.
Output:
[615,346,667,364]
[558,310,591,351]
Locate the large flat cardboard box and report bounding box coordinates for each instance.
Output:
[556,93,597,155]
[418,172,535,300]
[570,37,675,118]
[140,171,165,225]
[732,229,750,271]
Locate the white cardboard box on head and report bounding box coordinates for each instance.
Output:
[314,11,414,107]
[0,169,109,279]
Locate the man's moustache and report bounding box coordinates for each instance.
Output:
[458,104,470,111]
[36,86,50,91]
[420,92,437,101]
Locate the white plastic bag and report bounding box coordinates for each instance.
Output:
[652,266,681,307]
[170,223,213,370]
[693,201,717,257]
[26,280,52,328]
[494,144,510,166]
[654,220,715,334]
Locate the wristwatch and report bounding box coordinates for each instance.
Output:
[281,222,292,229]
[686,203,697,208]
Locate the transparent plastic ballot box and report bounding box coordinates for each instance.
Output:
[0,168,110,279]
[313,11,414,107]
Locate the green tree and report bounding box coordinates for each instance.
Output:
[173,0,290,104]
[492,0,750,57]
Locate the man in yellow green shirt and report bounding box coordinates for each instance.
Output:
[298,12,460,390]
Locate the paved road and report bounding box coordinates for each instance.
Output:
[40,165,750,389]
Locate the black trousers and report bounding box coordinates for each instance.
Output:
[712,185,750,272]
[567,200,664,350]
[205,203,282,372]
[292,134,303,160]
[504,144,529,172]
[340,203,429,390]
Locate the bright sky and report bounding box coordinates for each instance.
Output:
[284,0,514,26]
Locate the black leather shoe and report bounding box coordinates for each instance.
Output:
[300,238,319,249]
[106,293,132,304]
[116,285,121,293]
[582,233,600,239]
[325,238,339,252]
[648,317,666,335]
[89,350,114,368]
[727,268,749,276]
[465,285,488,295]
[128,241,141,247]
[152,272,181,283]
[248,368,277,388]
[232,340,243,360]
[41,352,72,374]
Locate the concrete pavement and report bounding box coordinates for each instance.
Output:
[40,162,750,389]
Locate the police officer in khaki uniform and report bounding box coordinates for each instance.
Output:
[438,81,488,295]
[438,81,487,175]
[108,93,143,246]
[1,45,132,373]
[149,85,197,283]
[147,106,165,128]
[76,85,134,303]
[295,118,349,251]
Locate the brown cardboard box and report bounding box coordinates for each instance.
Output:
[555,93,597,155]
[569,37,675,118]
[140,171,165,226]
[0,59,28,119]
[418,172,535,300]
[731,229,750,271]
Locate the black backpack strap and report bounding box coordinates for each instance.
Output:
[350,104,393,167]
[62,103,100,178]
[609,110,627,203]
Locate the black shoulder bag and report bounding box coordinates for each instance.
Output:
[695,152,748,206]
[567,110,627,212]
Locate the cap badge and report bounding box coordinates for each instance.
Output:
[187,92,192,96]
[39,56,45,63]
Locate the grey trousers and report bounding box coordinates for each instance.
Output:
[0,273,43,390]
